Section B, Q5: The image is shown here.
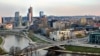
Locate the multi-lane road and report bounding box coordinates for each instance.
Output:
[33,34,100,48]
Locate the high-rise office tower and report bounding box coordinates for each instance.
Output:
[39,11,44,18]
[41,15,48,28]
[15,12,19,17]
[14,11,20,27]
[0,16,2,24]
[27,6,33,25]
[19,16,22,27]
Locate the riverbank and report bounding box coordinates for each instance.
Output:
[0,37,3,45]
[63,45,100,55]
[29,34,49,43]
[28,32,50,43]
[0,37,7,55]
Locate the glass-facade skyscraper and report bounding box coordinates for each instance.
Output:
[39,11,44,18]
[14,11,20,27]
[89,32,100,45]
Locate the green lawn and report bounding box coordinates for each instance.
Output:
[64,45,100,53]
[30,35,47,43]
[0,47,7,55]
[0,37,7,55]
[0,37,3,45]
[28,33,49,43]
[76,34,85,38]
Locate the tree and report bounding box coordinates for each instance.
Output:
[76,34,84,38]
[9,46,21,56]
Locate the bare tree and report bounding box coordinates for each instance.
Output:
[9,46,21,56]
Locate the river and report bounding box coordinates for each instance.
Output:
[3,35,30,52]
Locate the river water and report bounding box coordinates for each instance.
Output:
[2,35,98,56]
[3,35,30,52]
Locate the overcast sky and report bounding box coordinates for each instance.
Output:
[0,0,100,17]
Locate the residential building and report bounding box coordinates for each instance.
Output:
[4,23,13,30]
[48,20,57,27]
[53,21,65,30]
[80,18,87,25]
[86,18,94,26]
[72,28,86,37]
[41,15,48,28]
[94,23,100,29]
[49,29,71,41]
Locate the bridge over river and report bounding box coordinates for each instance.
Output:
[0,30,66,56]
[0,30,25,36]
[19,40,68,56]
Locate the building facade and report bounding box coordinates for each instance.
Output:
[14,11,20,27]
[27,7,33,25]
[53,21,66,30]
[4,23,13,30]
[0,16,2,24]
[49,29,71,41]
[41,15,48,28]
[80,18,87,25]
[39,11,44,18]
[89,33,100,45]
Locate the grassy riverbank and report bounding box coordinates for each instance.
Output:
[0,37,7,55]
[0,37,3,45]
[28,31,49,43]
[64,45,100,53]
[0,47,7,55]
[30,35,48,43]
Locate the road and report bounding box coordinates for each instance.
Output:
[33,34,100,48]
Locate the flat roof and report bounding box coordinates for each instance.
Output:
[90,32,100,34]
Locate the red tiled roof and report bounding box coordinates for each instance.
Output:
[94,23,100,27]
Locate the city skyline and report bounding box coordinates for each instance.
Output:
[0,0,100,17]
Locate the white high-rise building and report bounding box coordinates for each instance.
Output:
[19,16,22,27]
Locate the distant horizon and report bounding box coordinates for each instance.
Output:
[1,15,99,17]
[0,0,100,17]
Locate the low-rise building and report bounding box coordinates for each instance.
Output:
[94,23,100,29]
[4,23,13,30]
[89,32,100,45]
[49,29,71,41]
[71,27,86,38]
[53,21,65,30]
[72,30,86,36]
